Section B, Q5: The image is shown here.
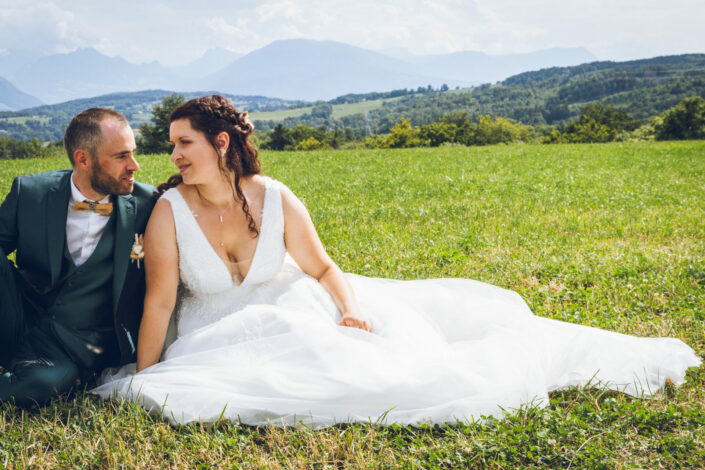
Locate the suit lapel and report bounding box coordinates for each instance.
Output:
[112,194,136,313]
[47,173,71,286]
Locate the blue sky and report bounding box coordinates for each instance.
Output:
[0,0,702,65]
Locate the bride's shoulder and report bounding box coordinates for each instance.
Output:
[152,184,190,220]
[158,183,187,202]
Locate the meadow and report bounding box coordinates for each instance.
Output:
[0,141,703,468]
[249,96,404,121]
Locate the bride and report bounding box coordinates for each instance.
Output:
[93,95,701,427]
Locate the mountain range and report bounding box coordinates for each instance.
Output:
[0,39,596,108]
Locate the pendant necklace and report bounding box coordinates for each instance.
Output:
[195,185,228,247]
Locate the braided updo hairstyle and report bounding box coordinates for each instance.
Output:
[157,95,262,234]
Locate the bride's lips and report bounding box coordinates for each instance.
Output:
[177,164,190,174]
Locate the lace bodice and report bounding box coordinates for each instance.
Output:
[161,177,287,335]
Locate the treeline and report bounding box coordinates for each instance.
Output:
[5,93,703,159]
[255,96,705,150]
[252,55,705,136]
[258,114,532,150]
[0,136,63,159]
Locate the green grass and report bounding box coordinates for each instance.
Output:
[250,96,404,121]
[0,116,51,125]
[329,97,404,119]
[1,141,704,468]
[249,106,313,121]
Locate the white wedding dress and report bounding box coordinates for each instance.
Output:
[93,177,701,427]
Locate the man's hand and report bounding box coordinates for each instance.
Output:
[339,313,372,332]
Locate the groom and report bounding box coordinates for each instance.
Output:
[0,108,155,405]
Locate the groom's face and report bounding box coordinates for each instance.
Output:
[89,118,139,196]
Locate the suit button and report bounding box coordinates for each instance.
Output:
[67,281,73,287]
[56,300,63,305]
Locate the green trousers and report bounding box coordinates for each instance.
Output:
[0,250,81,406]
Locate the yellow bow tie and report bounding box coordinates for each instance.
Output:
[73,200,113,216]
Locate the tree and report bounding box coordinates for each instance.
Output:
[559,103,639,143]
[382,118,428,148]
[310,102,333,120]
[137,94,185,154]
[418,122,456,146]
[296,137,328,151]
[654,96,705,140]
[561,119,614,143]
[265,124,294,150]
[470,115,530,145]
[578,103,640,132]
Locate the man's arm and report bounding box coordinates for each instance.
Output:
[0,177,20,256]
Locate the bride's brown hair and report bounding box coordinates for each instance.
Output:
[157,94,262,234]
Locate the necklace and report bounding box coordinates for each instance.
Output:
[194,185,231,246]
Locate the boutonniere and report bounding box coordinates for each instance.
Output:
[130,233,144,268]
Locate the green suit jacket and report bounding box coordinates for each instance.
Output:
[0,169,156,365]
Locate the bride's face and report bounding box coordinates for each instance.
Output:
[169,118,222,185]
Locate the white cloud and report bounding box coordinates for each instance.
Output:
[0,1,88,53]
[0,0,702,64]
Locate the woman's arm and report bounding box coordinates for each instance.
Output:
[281,185,372,332]
[136,198,180,371]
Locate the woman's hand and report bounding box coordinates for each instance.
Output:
[339,313,373,332]
[282,185,370,333]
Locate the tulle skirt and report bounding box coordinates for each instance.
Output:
[93,268,701,428]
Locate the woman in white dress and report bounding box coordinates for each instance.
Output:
[93,95,701,427]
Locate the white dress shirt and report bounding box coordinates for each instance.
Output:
[66,173,112,267]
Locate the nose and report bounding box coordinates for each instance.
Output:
[127,154,140,172]
[170,148,180,163]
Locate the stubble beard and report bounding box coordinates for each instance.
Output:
[90,161,134,196]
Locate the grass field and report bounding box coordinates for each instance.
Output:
[0,116,51,125]
[0,141,704,468]
[250,96,404,121]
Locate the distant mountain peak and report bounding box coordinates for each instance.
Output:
[0,75,43,111]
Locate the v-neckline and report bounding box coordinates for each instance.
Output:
[177,182,268,286]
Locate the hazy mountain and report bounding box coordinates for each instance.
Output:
[406,47,597,84]
[0,49,44,78]
[205,39,473,100]
[376,47,416,61]
[1,40,598,105]
[5,48,180,104]
[174,48,244,78]
[0,75,43,111]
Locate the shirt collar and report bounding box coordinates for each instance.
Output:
[70,171,110,204]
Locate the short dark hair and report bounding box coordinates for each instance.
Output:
[64,108,128,166]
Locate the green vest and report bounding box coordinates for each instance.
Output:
[43,215,120,370]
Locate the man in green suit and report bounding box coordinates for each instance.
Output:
[0,108,156,405]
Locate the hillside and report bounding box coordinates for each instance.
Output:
[2,54,704,141]
[0,91,301,141]
[252,54,705,134]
